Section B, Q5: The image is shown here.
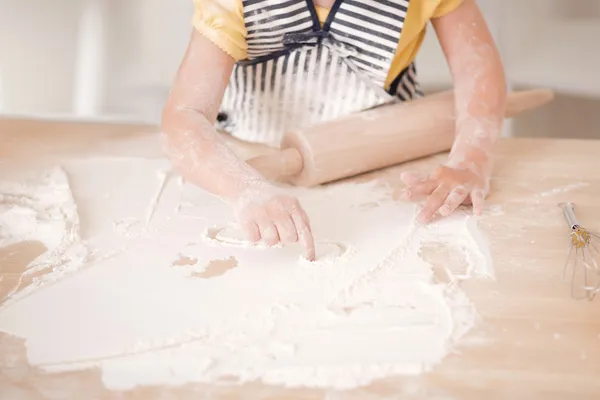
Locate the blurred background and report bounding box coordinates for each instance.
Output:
[0,0,599,138]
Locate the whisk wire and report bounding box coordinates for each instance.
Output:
[563,241,573,282]
[559,202,600,301]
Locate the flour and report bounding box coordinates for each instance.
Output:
[0,167,76,248]
[145,167,171,223]
[0,161,493,391]
[537,182,590,198]
[0,166,88,301]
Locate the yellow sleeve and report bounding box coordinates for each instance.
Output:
[192,0,247,61]
[431,0,464,18]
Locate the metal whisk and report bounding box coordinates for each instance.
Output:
[558,202,600,300]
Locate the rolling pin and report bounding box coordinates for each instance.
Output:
[246,88,554,187]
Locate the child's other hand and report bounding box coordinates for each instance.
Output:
[233,184,316,261]
[400,152,491,223]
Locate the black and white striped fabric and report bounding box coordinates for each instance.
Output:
[243,0,315,59]
[390,62,424,100]
[217,0,422,147]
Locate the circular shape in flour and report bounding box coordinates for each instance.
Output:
[204,225,350,264]
[299,241,350,266]
[214,225,249,245]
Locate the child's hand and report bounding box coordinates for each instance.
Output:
[233,184,316,261]
[407,0,506,224]
[400,150,491,223]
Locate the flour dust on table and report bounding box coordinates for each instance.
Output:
[0,166,88,301]
[0,159,494,391]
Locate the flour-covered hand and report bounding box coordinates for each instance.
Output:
[400,151,491,223]
[233,183,316,261]
[405,0,506,223]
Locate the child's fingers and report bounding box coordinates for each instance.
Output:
[400,171,427,186]
[241,220,261,242]
[471,189,486,216]
[292,210,315,262]
[275,215,298,244]
[439,186,468,216]
[256,219,280,247]
[418,184,451,223]
[402,179,438,200]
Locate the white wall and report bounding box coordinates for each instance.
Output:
[0,0,81,114]
[0,0,192,118]
[102,0,193,120]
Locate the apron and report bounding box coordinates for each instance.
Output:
[216,0,423,147]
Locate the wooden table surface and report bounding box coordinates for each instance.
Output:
[0,117,599,399]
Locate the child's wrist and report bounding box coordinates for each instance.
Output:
[447,144,493,177]
[224,176,273,205]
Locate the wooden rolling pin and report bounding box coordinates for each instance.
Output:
[246,89,554,187]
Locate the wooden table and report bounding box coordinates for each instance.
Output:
[1,117,599,399]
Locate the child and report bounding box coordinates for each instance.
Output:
[161,0,507,261]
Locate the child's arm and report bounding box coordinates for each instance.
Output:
[161,30,316,260]
[401,0,507,222]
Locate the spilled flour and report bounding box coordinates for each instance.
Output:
[0,160,494,391]
[0,166,88,299]
[0,167,79,250]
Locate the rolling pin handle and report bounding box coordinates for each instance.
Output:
[504,89,554,117]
